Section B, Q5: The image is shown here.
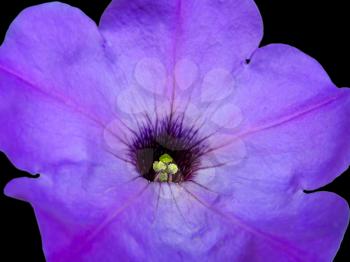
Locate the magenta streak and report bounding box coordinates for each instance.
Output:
[0,64,107,129]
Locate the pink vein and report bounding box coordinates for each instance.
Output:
[169,0,183,114]
[240,95,341,137]
[54,183,150,261]
[84,183,150,244]
[209,93,344,152]
[0,64,107,129]
[181,185,309,261]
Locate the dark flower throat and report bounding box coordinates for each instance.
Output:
[128,113,208,183]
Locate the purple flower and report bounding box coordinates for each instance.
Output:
[1,0,349,261]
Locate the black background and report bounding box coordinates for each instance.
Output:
[0,0,349,261]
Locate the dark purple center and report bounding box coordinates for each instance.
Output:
[128,113,208,183]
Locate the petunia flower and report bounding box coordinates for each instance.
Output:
[1,1,349,261]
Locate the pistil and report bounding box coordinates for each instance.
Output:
[153,154,179,183]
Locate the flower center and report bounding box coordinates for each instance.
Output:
[153,153,179,182]
[128,114,207,183]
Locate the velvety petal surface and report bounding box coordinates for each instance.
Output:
[5,163,147,261]
[10,175,347,261]
[1,1,349,262]
[219,44,350,190]
[99,0,263,113]
[188,43,350,259]
[0,3,131,258]
[0,2,119,173]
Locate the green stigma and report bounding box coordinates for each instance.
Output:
[159,153,173,163]
[153,154,179,182]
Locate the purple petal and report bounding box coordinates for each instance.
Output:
[0,2,119,174]
[0,4,142,259]
[207,44,350,192]
[229,190,349,261]
[1,2,349,262]
[99,0,262,105]
[10,178,346,261]
[187,185,349,261]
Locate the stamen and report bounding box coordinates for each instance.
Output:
[153,161,167,172]
[153,154,179,183]
[167,163,178,175]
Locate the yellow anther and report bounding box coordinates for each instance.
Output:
[167,163,179,174]
[153,161,167,172]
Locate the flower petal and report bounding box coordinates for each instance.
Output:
[1,2,348,261]
[18,176,347,261]
[99,0,263,99]
[5,165,148,261]
[216,44,350,190]
[0,2,119,175]
[220,189,349,261]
